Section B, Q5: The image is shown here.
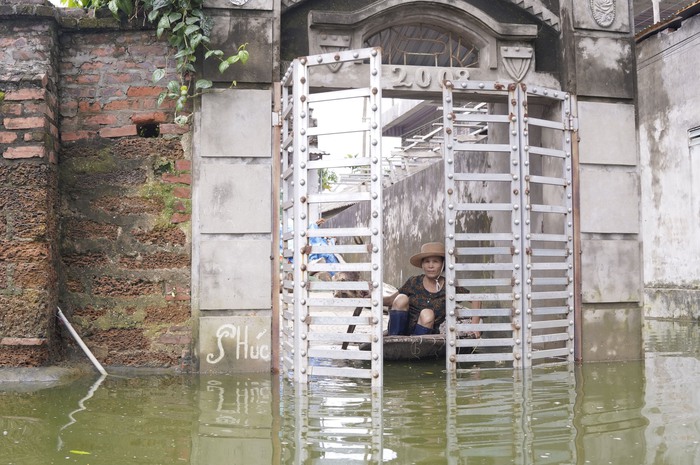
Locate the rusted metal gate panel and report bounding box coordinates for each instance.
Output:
[443,81,576,371]
[280,48,385,386]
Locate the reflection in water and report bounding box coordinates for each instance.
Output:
[0,320,698,464]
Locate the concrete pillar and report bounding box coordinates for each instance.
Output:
[563,0,643,361]
[194,0,279,372]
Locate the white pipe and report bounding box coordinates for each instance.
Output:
[57,307,108,376]
[652,0,661,23]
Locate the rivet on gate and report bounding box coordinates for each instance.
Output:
[372,68,378,76]
[299,179,305,185]
[447,158,453,164]
[372,122,378,129]
[479,83,485,89]
[371,49,378,56]
[515,309,521,315]
[373,281,379,288]
[301,333,307,340]
[372,210,378,218]
[372,192,378,199]
[300,162,306,169]
[300,281,306,287]
[448,204,454,210]
[373,246,379,253]
[372,300,379,306]
[353,52,359,58]
[300,367,306,374]
[447,144,453,150]
[334,53,340,61]
[316,56,323,63]
[372,316,379,324]
[372,157,378,164]
[373,370,379,378]
[372,228,378,235]
[449,326,455,332]
[300,111,306,118]
[373,353,379,360]
[300,299,306,305]
[300,231,306,237]
[300,350,306,356]
[372,104,378,111]
[371,139,378,146]
[300,58,307,65]
[461,82,467,88]
[446,97,452,103]
[300,212,306,219]
[373,264,379,270]
[516,339,521,345]
[449,310,455,316]
[373,335,379,342]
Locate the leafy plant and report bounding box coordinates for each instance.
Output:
[318,168,338,191]
[60,0,249,125]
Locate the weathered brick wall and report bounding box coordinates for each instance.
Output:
[0,6,61,366]
[1,2,193,369]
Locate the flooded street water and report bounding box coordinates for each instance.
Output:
[1,319,698,465]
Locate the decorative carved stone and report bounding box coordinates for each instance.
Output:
[316,33,352,72]
[229,0,250,5]
[589,0,616,28]
[501,46,533,82]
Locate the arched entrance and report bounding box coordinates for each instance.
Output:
[278,44,577,386]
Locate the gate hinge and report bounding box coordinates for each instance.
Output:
[272,110,281,127]
[566,115,579,132]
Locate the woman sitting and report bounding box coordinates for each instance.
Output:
[382,242,481,337]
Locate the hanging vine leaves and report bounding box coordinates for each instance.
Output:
[59,0,249,125]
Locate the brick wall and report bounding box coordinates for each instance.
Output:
[1,3,193,369]
[0,10,61,366]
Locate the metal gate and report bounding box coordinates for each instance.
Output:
[442,81,577,371]
[280,48,385,386]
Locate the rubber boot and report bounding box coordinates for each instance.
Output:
[387,310,408,336]
[412,324,432,336]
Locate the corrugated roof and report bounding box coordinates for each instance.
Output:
[635,0,700,41]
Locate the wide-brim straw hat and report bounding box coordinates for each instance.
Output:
[409,242,445,267]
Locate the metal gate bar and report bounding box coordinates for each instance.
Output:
[280,48,384,386]
[443,81,576,372]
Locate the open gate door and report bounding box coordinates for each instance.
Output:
[280,48,385,386]
[442,81,577,371]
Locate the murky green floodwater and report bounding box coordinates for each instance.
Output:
[1,319,698,465]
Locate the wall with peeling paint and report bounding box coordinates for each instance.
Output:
[637,13,700,320]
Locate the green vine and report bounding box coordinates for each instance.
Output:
[60,0,249,125]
